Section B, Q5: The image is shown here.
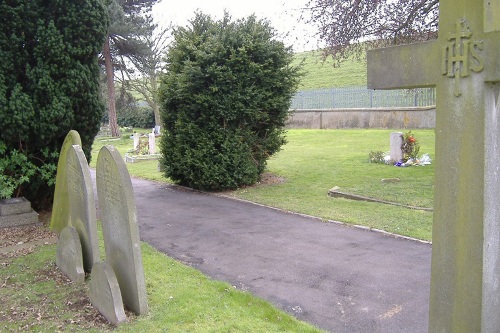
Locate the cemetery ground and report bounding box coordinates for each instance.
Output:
[92,128,435,242]
[0,223,322,332]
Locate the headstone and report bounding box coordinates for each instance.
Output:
[133,133,140,150]
[154,125,161,135]
[89,261,127,325]
[148,133,156,155]
[389,132,403,162]
[96,145,148,315]
[56,226,85,284]
[367,1,500,331]
[0,197,38,228]
[50,130,82,233]
[66,145,100,272]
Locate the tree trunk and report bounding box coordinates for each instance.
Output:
[103,35,120,137]
[150,74,161,126]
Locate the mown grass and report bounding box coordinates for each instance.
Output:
[90,128,434,242]
[1,233,323,332]
[293,50,367,90]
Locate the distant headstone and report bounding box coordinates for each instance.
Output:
[96,145,148,315]
[89,261,127,325]
[50,130,82,233]
[389,132,403,162]
[154,125,161,135]
[133,133,140,150]
[0,197,38,228]
[148,133,156,155]
[56,226,85,284]
[368,0,500,331]
[66,145,100,272]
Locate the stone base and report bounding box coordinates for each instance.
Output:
[0,197,39,228]
[0,211,39,228]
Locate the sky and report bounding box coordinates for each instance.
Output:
[152,0,320,52]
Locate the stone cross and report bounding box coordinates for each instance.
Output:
[368,1,500,332]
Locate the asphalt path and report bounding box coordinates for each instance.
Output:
[97,171,432,332]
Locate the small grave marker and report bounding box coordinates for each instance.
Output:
[56,226,85,284]
[368,0,500,331]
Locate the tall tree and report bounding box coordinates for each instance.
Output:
[159,12,302,191]
[103,0,159,137]
[0,0,108,208]
[302,0,439,63]
[120,24,171,128]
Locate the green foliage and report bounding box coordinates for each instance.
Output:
[0,0,108,209]
[115,91,155,128]
[368,150,389,164]
[401,130,420,162]
[159,12,302,191]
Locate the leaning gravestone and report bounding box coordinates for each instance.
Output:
[96,145,148,315]
[50,130,82,233]
[368,0,500,331]
[65,145,100,272]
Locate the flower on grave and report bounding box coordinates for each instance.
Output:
[400,130,420,163]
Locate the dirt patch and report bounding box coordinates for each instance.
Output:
[255,172,286,186]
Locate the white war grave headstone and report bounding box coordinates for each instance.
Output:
[389,132,403,162]
[96,145,148,315]
[367,0,500,331]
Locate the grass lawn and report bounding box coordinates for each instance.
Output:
[1,231,323,333]
[91,128,435,242]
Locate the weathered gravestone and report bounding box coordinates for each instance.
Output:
[367,1,500,332]
[96,145,148,315]
[56,226,85,284]
[148,132,156,155]
[89,261,127,325]
[65,145,100,272]
[50,130,82,233]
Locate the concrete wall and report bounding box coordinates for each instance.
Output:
[286,106,436,129]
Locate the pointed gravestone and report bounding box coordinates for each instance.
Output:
[367,1,500,331]
[96,145,148,315]
[65,145,100,272]
[50,130,82,233]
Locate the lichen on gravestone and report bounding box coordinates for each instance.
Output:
[50,130,82,233]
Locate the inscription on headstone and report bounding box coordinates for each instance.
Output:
[96,145,148,315]
[367,0,500,331]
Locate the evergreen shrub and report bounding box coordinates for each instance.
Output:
[159,12,302,190]
[0,0,108,208]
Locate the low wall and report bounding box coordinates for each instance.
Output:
[286,106,436,129]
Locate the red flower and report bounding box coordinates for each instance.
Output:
[408,136,416,143]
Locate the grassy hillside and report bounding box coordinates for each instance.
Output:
[293,50,367,90]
